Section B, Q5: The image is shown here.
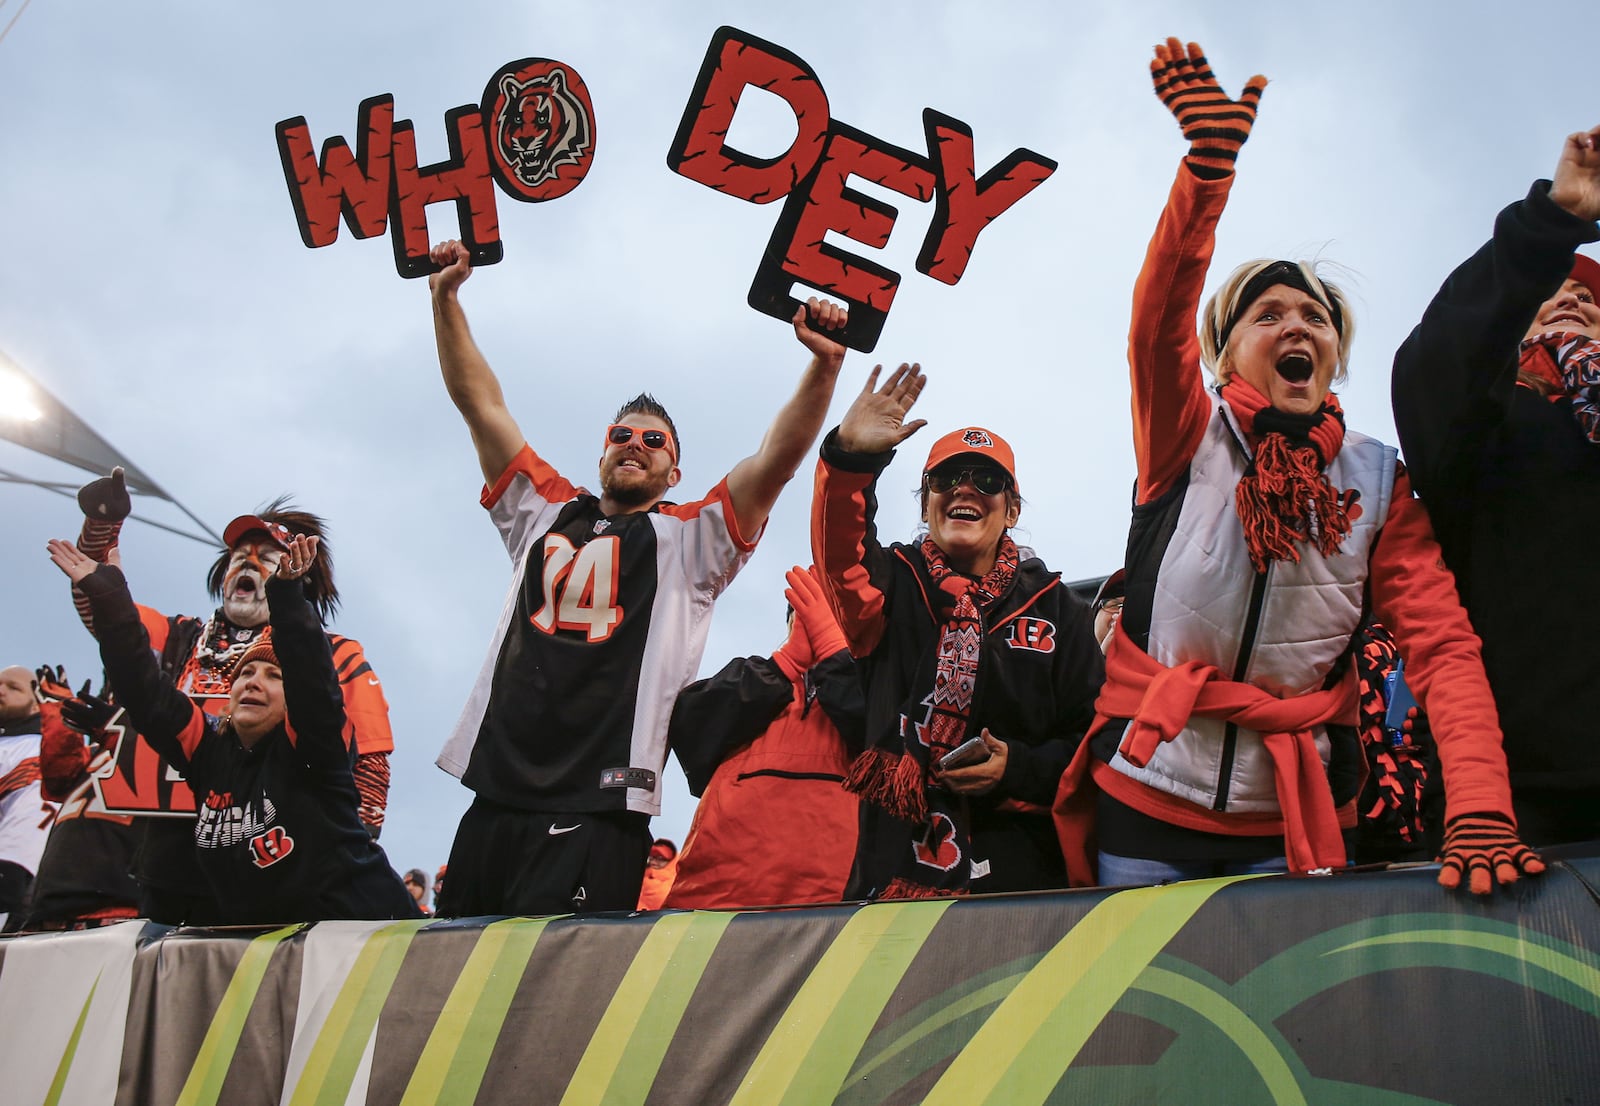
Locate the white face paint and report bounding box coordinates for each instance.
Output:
[221,538,284,627]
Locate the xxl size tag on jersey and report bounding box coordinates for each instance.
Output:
[599,767,657,791]
[667,26,1057,353]
[276,57,597,277]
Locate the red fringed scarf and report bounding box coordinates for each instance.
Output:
[1222,378,1351,574]
[1521,331,1600,444]
[844,534,1019,898]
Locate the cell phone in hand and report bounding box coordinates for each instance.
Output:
[938,736,991,771]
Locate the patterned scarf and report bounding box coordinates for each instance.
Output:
[843,534,1019,898]
[1520,331,1600,444]
[1221,378,1351,574]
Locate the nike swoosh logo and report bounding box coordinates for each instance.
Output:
[548,823,582,835]
[367,677,381,686]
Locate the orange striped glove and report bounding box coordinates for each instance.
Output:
[1438,812,1545,895]
[1151,37,1267,180]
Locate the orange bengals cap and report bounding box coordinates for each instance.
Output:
[222,514,293,551]
[923,427,1020,495]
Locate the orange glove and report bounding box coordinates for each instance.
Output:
[1438,812,1545,895]
[772,566,850,682]
[785,566,849,660]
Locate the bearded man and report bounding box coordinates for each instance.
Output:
[427,237,850,916]
[68,473,393,922]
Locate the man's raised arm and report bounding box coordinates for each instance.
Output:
[429,240,527,486]
[725,299,850,538]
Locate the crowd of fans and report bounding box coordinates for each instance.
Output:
[2,37,1598,929]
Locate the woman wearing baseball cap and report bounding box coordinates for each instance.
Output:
[811,365,1104,900]
[1053,38,1536,895]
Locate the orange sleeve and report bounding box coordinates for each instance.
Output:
[1130,164,1234,503]
[136,604,171,653]
[481,442,577,509]
[1368,466,1513,822]
[330,635,394,755]
[810,445,891,658]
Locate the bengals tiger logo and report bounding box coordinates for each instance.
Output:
[960,429,994,448]
[483,59,596,201]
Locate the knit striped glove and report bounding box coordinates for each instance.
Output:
[1151,37,1267,180]
[1438,812,1545,895]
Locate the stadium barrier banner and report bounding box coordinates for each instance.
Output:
[2,855,1598,1105]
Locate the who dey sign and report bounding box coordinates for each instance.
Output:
[667,27,1057,352]
[275,27,1054,353]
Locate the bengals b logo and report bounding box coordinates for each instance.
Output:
[913,813,962,872]
[1004,617,1057,653]
[249,826,296,869]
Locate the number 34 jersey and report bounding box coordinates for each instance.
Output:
[436,444,759,816]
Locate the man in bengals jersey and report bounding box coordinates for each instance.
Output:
[427,237,851,916]
[65,475,395,923]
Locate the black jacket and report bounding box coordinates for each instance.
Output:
[1391,180,1600,790]
[814,431,1105,895]
[79,566,416,924]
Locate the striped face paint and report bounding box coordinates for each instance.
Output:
[221,539,285,627]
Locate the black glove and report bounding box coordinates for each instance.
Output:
[33,665,75,703]
[61,690,118,736]
[77,466,130,523]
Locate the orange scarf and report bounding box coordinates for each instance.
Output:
[1222,378,1352,574]
[1069,624,1354,877]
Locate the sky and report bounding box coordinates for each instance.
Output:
[2,1,1596,889]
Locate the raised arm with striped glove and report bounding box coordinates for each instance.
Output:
[1151,37,1267,180]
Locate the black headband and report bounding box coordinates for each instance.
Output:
[1215,261,1344,354]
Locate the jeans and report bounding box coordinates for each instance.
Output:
[1096,850,1288,888]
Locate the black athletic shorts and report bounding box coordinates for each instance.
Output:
[437,798,651,917]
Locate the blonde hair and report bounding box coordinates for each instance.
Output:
[1200,259,1356,386]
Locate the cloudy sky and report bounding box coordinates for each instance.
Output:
[2,1,1594,887]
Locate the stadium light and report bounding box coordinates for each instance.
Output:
[0,354,222,546]
[0,368,43,422]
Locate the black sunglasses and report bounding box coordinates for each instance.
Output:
[924,466,1013,496]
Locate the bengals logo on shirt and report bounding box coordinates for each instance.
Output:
[1003,617,1057,654]
[249,826,296,869]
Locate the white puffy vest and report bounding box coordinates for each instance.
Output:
[1116,398,1397,812]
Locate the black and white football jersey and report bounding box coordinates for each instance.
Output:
[437,445,758,815]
